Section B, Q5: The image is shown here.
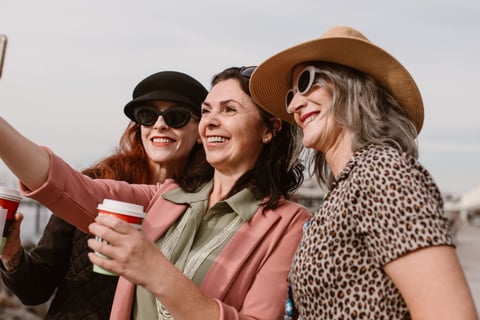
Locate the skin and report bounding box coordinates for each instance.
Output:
[200,78,274,206]
[141,101,201,182]
[286,63,478,319]
[287,63,353,177]
[0,212,23,261]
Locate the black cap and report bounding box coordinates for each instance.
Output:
[124,71,208,120]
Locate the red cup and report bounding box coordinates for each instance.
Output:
[0,186,22,255]
[93,199,145,276]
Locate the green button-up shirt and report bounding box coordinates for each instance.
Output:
[133,181,261,319]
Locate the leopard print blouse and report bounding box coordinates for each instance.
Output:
[289,144,453,319]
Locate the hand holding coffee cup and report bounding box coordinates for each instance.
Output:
[91,199,145,276]
[0,186,22,255]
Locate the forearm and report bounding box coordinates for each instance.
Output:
[0,117,50,190]
[0,215,75,305]
[0,247,62,305]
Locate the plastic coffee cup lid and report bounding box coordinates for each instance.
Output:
[0,186,22,202]
[97,199,145,218]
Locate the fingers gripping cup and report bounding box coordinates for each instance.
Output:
[0,186,22,255]
[93,199,145,276]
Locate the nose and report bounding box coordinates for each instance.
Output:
[153,115,168,129]
[200,110,220,128]
[286,92,306,114]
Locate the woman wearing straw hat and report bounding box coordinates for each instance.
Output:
[250,26,477,319]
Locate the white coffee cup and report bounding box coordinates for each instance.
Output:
[93,199,145,276]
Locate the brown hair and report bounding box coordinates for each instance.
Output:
[210,67,304,210]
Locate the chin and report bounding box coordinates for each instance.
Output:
[302,136,314,149]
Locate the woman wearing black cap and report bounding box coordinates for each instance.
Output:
[0,66,310,319]
[250,26,477,319]
[0,71,209,319]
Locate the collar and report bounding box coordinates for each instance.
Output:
[162,180,260,222]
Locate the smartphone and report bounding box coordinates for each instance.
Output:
[0,34,7,78]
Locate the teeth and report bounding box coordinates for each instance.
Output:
[207,136,229,143]
[152,137,173,143]
[303,114,316,126]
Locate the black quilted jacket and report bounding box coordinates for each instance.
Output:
[1,215,118,319]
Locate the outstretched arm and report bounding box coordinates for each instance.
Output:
[0,117,50,190]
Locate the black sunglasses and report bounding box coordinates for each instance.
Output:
[239,66,256,78]
[132,105,199,128]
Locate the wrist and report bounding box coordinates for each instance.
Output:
[1,248,23,272]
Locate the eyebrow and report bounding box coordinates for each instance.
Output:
[202,99,244,108]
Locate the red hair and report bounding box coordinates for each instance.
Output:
[82,122,212,188]
[82,122,154,183]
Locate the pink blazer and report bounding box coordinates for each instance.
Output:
[24,150,311,320]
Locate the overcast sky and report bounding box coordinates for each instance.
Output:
[0,0,479,197]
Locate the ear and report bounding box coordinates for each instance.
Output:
[271,117,282,136]
[262,117,282,143]
[262,134,272,143]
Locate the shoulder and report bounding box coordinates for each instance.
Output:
[354,144,431,184]
[350,143,442,208]
[355,144,409,169]
[156,179,181,192]
[351,144,443,215]
[271,199,311,222]
[247,200,310,239]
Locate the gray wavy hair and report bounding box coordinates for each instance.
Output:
[306,62,419,188]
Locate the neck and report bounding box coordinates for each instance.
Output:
[208,170,241,209]
[324,129,354,179]
[150,161,185,184]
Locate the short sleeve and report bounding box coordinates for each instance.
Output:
[354,148,453,266]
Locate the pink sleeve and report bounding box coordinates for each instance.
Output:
[20,147,156,233]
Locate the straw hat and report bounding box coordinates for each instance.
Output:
[250,26,424,134]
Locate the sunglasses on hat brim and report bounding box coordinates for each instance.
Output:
[239,66,256,78]
[132,105,199,128]
[285,65,322,111]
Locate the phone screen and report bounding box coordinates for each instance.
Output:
[0,34,7,78]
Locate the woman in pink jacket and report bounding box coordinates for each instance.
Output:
[0,66,310,319]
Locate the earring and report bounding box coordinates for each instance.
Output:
[263,137,270,143]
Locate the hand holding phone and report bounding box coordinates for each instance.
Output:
[0,34,7,79]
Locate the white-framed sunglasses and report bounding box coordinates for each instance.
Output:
[285,65,322,111]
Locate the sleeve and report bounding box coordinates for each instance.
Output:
[20,148,158,233]
[0,215,74,305]
[356,150,453,267]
